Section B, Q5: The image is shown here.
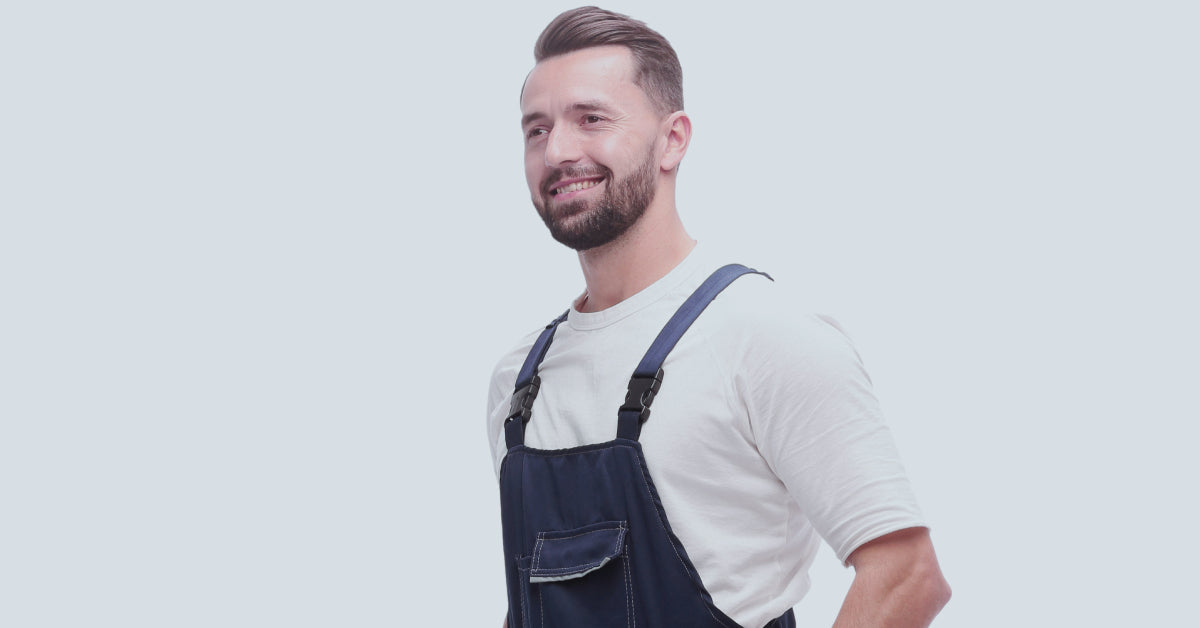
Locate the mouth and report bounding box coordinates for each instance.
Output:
[548,177,604,200]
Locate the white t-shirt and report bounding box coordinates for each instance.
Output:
[486,247,925,628]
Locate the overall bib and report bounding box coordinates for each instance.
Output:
[499,265,797,628]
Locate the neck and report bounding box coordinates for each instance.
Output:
[574,193,695,313]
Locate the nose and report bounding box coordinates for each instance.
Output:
[544,126,582,168]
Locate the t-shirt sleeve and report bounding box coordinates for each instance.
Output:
[736,308,926,565]
[485,330,540,479]
[486,358,512,479]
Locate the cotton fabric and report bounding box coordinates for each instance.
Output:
[487,246,925,628]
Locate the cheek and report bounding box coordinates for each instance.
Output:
[600,136,649,172]
[524,152,544,191]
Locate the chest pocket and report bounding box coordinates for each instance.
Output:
[517,521,632,628]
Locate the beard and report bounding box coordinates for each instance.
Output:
[532,152,658,251]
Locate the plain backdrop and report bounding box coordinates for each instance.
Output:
[2,1,1197,626]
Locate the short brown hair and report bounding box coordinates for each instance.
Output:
[534,6,683,115]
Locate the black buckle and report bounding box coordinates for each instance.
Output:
[620,368,664,423]
[505,375,541,424]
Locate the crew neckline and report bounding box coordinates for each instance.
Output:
[567,244,707,331]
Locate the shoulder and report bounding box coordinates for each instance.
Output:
[688,268,880,430]
[702,270,864,372]
[488,326,543,407]
[485,325,544,471]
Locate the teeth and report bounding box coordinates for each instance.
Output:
[555,179,601,195]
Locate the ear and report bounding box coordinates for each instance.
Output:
[659,111,692,172]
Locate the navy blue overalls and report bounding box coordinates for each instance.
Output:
[499,265,797,628]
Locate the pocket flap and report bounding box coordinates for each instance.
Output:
[529,521,627,583]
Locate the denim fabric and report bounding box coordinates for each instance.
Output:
[500,440,796,627]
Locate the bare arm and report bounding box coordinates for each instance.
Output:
[832,527,951,627]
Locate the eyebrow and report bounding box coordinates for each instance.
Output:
[521,101,619,128]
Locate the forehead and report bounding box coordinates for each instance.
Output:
[521,46,647,116]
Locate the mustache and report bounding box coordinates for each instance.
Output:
[542,165,611,195]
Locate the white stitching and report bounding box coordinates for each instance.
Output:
[530,561,607,576]
[538,523,624,542]
[530,524,626,577]
[519,563,530,628]
[625,546,634,628]
[631,449,735,627]
[520,444,735,626]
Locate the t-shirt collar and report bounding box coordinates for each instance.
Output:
[567,244,706,331]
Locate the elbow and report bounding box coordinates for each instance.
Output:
[847,527,951,621]
[900,530,951,616]
[914,558,952,616]
[931,572,952,614]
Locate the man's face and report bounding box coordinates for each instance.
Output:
[520,46,664,251]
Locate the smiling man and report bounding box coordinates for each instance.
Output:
[522,47,672,254]
[488,7,950,627]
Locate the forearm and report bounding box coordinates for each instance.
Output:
[832,528,951,628]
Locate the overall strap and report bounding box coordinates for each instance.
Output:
[617,264,771,441]
[505,310,570,449]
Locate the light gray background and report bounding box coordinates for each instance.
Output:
[2,1,1196,626]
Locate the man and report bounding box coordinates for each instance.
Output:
[487,7,951,627]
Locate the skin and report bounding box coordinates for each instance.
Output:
[511,45,951,627]
[520,45,695,312]
[837,528,952,627]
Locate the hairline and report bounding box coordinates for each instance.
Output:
[519,44,672,119]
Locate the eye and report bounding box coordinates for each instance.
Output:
[525,127,548,140]
[583,114,603,124]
